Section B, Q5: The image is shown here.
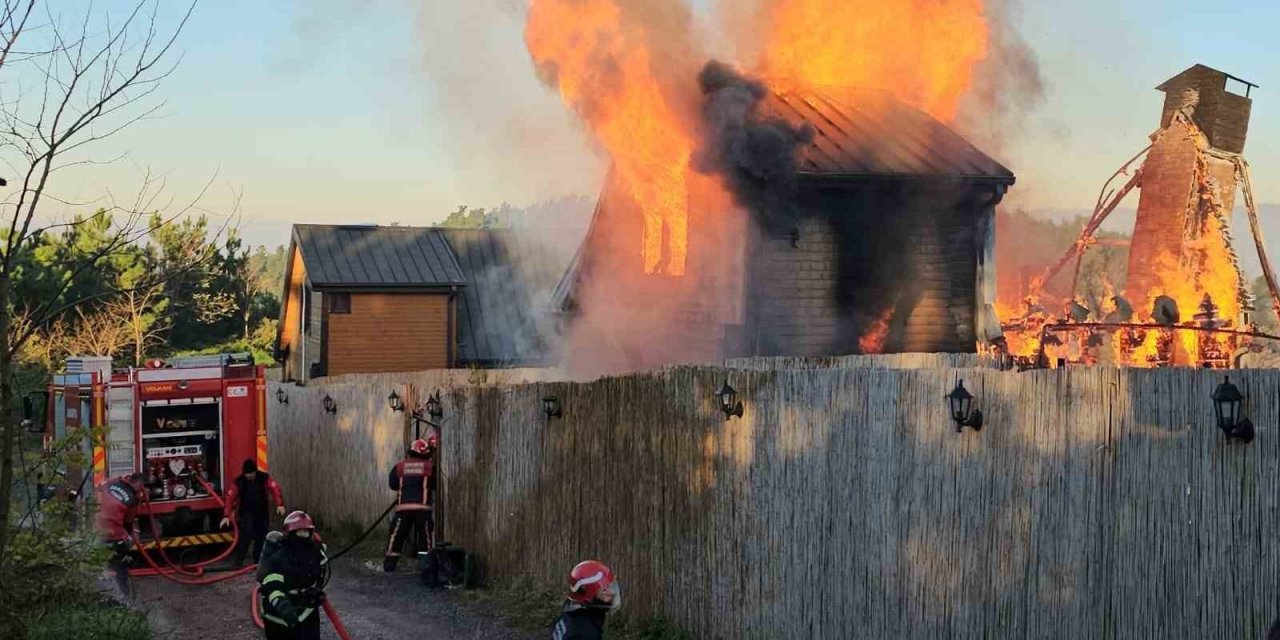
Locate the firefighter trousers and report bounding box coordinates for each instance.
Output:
[235,511,270,566]
[384,509,433,572]
[264,612,319,640]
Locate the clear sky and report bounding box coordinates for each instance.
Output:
[44,0,1280,249]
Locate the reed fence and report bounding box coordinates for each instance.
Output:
[268,359,1280,638]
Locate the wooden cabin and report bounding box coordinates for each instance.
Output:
[275,224,562,382]
[555,86,1015,368]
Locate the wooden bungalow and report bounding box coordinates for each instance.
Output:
[555,86,1015,367]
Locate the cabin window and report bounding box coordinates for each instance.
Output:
[326,293,351,314]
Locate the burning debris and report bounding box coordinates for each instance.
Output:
[998,64,1278,370]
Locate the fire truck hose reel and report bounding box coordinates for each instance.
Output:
[130,471,243,578]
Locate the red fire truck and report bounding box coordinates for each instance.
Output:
[43,353,269,550]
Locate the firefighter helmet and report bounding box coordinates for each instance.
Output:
[567,560,620,607]
[410,439,430,455]
[283,510,315,533]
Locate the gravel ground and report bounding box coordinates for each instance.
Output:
[126,558,542,640]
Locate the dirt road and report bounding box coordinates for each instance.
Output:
[129,558,541,640]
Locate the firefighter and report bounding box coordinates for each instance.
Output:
[551,560,621,640]
[93,472,146,596]
[222,458,287,566]
[383,432,437,572]
[257,510,328,640]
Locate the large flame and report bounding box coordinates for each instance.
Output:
[525,0,691,275]
[756,0,990,121]
[995,115,1248,368]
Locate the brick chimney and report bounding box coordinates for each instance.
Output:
[1125,64,1254,308]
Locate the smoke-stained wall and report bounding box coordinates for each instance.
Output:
[741,184,989,357]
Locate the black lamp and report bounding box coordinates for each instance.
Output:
[1211,376,1254,443]
[542,396,563,420]
[717,382,744,420]
[426,391,443,421]
[388,390,405,412]
[322,394,337,414]
[945,380,983,433]
[276,388,289,405]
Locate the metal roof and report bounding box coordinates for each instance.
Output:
[439,228,566,366]
[293,224,466,288]
[761,87,1015,183]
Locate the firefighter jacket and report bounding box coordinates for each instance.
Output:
[388,455,435,513]
[94,476,141,542]
[551,603,607,640]
[224,472,284,519]
[257,536,328,628]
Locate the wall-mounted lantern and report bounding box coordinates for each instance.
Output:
[387,390,405,412]
[276,388,289,405]
[426,391,443,421]
[1211,376,1254,443]
[945,380,983,433]
[716,382,744,420]
[322,394,337,414]
[542,396,563,420]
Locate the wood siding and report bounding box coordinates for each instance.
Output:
[325,293,450,376]
[748,187,980,356]
[280,246,306,381]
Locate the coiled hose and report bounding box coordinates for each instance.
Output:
[128,474,253,584]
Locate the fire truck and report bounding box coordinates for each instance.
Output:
[41,353,269,550]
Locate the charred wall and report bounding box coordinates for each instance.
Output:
[742,182,988,356]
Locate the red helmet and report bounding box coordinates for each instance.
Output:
[567,560,618,605]
[283,510,315,533]
[410,439,430,455]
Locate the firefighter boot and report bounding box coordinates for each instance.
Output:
[383,556,398,572]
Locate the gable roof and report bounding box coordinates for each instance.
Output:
[293,224,466,288]
[438,228,567,366]
[761,86,1015,184]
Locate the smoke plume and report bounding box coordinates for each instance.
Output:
[692,60,813,234]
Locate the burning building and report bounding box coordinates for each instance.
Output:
[554,84,1014,371]
[1001,64,1279,369]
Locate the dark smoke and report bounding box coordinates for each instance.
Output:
[692,60,813,235]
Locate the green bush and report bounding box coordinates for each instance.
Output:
[18,600,150,640]
[2,450,150,639]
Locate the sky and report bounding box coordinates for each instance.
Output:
[31,0,1280,253]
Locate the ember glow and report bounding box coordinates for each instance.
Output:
[525,0,692,275]
[757,0,990,121]
[858,308,893,355]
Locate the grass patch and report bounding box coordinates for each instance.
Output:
[17,598,150,640]
[453,574,691,639]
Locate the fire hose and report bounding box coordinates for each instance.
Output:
[249,584,353,640]
[127,472,253,584]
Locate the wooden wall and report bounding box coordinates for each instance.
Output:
[326,293,451,376]
[270,359,1280,638]
[746,187,980,357]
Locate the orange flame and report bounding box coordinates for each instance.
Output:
[858,308,893,354]
[525,0,691,275]
[757,0,990,121]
